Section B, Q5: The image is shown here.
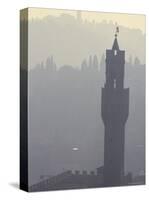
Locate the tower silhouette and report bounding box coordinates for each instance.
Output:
[101,29,129,186]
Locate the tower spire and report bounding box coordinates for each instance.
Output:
[115,26,119,37]
[112,26,119,50]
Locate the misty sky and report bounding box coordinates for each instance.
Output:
[28,8,145,33]
[28,8,145,69]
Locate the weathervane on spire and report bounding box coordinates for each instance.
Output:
[115,26,119,38]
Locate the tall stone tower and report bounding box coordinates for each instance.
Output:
[101,29,129,186]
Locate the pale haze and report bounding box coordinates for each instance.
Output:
[28,8,145,69]
[27,8,145,187]
[29,8,145,33]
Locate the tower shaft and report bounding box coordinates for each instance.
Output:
[101,36,129,186]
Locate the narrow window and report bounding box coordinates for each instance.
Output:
[114,79,116,88]
[114,50,117,56]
